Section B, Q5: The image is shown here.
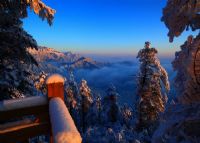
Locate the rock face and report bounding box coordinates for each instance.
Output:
[154,35,200,143]
[161,0,200,104]
[152,104,200,143]
[153,0,200,142]
[172,35,200,104]
[162,0,200,42]
[136,42,170,130]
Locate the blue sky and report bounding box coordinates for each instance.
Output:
[23,0,197,57]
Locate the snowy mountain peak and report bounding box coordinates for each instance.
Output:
[28,46,105,74]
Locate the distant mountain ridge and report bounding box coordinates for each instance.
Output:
[28,46,106,71]
[29,47,79,63]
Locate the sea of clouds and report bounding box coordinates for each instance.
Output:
[73,56,176,106]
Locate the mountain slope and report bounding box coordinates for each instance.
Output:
[28,46,104,72]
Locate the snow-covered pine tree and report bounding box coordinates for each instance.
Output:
[86,94,102,125]
[0,0,55,100]
[101,84,120,123]
[95,94,102,124]
[136,42,170,130]
[68,68,81,104]
[65,86,77,112]
[79,79,93,132]
[80,79,93,112]
[120,104,133,128]
[65,68,82,129]
[83,85,137,143]
[34,71,48,95]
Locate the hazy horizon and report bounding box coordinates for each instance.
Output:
[41,46,176,62]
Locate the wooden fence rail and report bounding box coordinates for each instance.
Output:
[0,74,82,143]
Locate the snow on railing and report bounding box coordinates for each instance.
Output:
[46,74,82,143]
[49,97,82,143]
[0,74,82,143]
[0,96,48,111]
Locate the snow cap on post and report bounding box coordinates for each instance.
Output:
[46,74,65,84]
[46,74,65,100]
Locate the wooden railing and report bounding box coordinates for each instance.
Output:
[0,74,82,143]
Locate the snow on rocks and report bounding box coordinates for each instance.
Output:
[152,103,200,143]
[172,35,200,104]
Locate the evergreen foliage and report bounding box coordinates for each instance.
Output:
[136,42,170,131]
[0,0,55,100]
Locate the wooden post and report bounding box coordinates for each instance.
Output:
[46,74,65,143]
[46,74,82,143]
[46,74,65,100]
[0,96,50,143]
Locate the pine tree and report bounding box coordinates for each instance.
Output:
[68,68,81,103]
[65,68,79,109]
[86,94,102,125]
[65,86,77,112]
[136,42,170,130]
[79,79,93,132]
[80,79,93,112]
[101,84,120,123]
[34,71,48,95]
[0,0,55,100]
[65,68,82,129]
[120,104,133,127]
